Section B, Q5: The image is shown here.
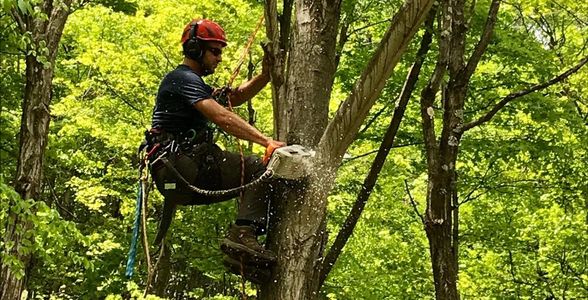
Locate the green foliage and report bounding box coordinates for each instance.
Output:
[0,179,92,293]
[1,0,587,298]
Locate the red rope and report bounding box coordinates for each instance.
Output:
[226,15,265,205]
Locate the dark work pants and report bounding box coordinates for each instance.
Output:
[152,143,272,231]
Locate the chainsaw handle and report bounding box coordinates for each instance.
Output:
[263,141,285,165]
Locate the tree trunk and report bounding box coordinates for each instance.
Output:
[261,0,435,298]
[0,2,71,298]
[261,173,335,299]
[419,0,502,298]
[261,0,341,297]
[425,186,459,300]
[0,50,55,300]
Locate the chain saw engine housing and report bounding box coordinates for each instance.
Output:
[266,145,315,180]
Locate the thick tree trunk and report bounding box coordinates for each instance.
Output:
[0,2,70,298]
[261,171,335,299]
[425,217,459,299]
[261,0,341,297]
[0,53,54,300]
[261,0,435,298]
[283,0,340,146]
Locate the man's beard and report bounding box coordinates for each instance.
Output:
[202,68,214,76]
[201,63,216,76]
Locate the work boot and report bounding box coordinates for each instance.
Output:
[220,224,276,264]
[223,256,271,285]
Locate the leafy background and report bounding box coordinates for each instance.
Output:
[1,0,587,298]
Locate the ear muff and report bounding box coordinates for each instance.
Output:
[183,21,203,61]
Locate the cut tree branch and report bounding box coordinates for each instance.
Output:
[318,9,436,286]
[264,0,291,140]
[317,0,435,166]
[461,56,588,131]
[464,0,500,80]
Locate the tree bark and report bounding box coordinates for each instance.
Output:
[261,0,435,298]
[261,0,342,298]
[420,1,501,299]
[0,2,71,299]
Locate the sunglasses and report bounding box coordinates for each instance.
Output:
[206,47,223,57]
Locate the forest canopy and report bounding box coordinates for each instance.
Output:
[0,0,587,299]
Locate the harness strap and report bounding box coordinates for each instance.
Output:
[158,156,273,196]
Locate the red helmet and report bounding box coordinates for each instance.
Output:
[181,19,227,46]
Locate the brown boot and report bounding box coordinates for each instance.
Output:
[220,224,276,264]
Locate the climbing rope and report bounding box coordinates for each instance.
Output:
[228,15,265,87]
[224,14,265,207]
[125,180,142,278]
[125,156,153,281]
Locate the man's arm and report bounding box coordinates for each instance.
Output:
[194,98,284,149]
[227,73,269,107]
[227,46,272,107]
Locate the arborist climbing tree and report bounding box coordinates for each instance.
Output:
[142,18,285,284]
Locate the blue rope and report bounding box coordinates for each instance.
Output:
[125,180,142,278]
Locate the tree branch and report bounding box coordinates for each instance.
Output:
[318,10,435,286]
[341,142,423,165]
[358,103,391,134]
[334,19,349,69]
[348,18,393,35]
[46,0,74,59]
[464,0,500,80]
[265,0,290,140]
[317,0,435,166]
[405,180,425,223]
[10,8,27,33]
[461,56,588,131]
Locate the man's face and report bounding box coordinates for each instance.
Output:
[201,41,224,75]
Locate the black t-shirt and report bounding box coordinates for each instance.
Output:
[151,65,213,134]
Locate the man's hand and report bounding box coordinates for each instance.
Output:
[212,86,232,106]
[262,139,286,165]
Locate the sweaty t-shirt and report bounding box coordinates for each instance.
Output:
[151,65,213,134]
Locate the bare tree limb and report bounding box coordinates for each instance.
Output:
[46,0,74,59]
[359,103,391,134]
[348,18,393,35]
[95,76,142,112]
[318,10,436,286]
[341,142,424,165]
[334,19,349,69]
[464,0,501,80]
[148,38,174,71]
[550,0,588,26]
[317,0,435,166]
[10,8,27,33]
[405,180,425,223]
[465,0,477,28]
[461,56,588,131]
[419,59,444,166]
[278,0,293,51]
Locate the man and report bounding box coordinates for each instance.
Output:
[147,19,284,282]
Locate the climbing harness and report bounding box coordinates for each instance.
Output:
[150,144,313,197]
